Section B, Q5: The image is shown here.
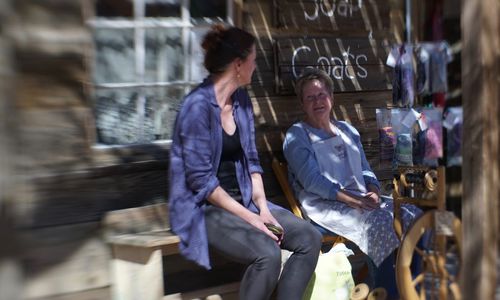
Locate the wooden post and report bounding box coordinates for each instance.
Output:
[461,0,500,299]
[0,2,23,300]
[111,245,164,300]
[0,0,15,211]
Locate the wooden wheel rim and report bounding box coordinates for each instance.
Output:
[396,210,462,300]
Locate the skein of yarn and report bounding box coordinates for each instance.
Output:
[350,284,387,300]
[368,287,387,300]
[350,283,370,300]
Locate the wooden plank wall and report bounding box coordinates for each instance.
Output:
[243,0,396,195]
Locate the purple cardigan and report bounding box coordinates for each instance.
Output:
[168,78,278,269]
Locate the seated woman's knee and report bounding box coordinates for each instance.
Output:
[295,222,322,253]
[307,224,323,251]
[255,245,282,272]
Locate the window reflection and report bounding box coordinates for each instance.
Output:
[94,87,185,144]
[94,88,141,144]
[145,29,184,82]
[93,29,135,84]
[145,87,185,140]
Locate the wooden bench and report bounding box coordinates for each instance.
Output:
[103,203,239,300]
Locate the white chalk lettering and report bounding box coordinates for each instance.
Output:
[331,56,344,79]
[292,46,312,78]
[343,47,356,79]
[320,1,335,17]
[291,44,369,81]
[356,55,368,78]
[304,3,319,20]
[317,56,332,75]
[303,0,362,21]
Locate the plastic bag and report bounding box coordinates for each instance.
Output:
[443,107,463,167]
[302,243,355,300]
[391,109,414,168]
[413,108,443,166]
[376,108,395,168]
[422,108,443,164]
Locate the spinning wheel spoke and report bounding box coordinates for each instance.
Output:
[412,273,425,286]
[449,282,461,300]
[419,285,426,300]
[415,246,426,257]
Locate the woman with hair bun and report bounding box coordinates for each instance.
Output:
[168,25,321,300]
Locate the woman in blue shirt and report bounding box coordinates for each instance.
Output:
[283,68,421,297]
[168,25,321,300]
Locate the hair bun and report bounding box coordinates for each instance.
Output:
[201,23,227,52]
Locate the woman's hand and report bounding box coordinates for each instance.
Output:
[245,211,281,243]
[208,186,280,242]
[338,191,379,211]
[260,208,284,243]
[364,191,380,205]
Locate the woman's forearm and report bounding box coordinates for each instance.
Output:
[207,186,256,222]
[250,173,269,211]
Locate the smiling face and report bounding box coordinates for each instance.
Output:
[301,79,333,125]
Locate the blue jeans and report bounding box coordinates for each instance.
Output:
[205,206,322,300]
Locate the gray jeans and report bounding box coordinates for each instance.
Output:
[205,206,322,300]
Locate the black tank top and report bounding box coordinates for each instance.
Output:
[217,126,243,199]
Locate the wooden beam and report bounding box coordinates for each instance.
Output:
[461,0,500,299]
[0,3,24,299]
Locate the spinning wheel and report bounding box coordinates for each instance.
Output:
[396,210,462,300]
[392,166,445,240]
[393,166,462,300]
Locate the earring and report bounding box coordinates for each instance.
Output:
[237,72,240,78]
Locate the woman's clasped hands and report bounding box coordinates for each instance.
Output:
[339,190,381,211]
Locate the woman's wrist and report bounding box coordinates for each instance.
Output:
[256,200,270,213]
[367,184,380,196]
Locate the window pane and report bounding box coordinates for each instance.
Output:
[95,0,133,18]
[145,28,184,82]
[94,87,185,144]
[190,28,209,82]
[94,88,144,145]
[145,87,185,140]
[190,0,226,19]
[93,29,135,84]
[145,0,181,17]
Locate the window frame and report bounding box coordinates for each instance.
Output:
[83,0,238,149]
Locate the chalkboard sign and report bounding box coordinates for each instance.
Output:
[274,37,391,94]
[273,0,390,31]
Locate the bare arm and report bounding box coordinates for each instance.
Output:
[207,183,279,242]
[251,173,283,239]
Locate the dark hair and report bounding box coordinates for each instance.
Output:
[295,68,334,102]
[202,24,256,74]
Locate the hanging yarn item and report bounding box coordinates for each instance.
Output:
[387,44,415,108]
[395,133,413,167]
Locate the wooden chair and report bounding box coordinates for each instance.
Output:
[271,158,370,282]
[271,158,343,246]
